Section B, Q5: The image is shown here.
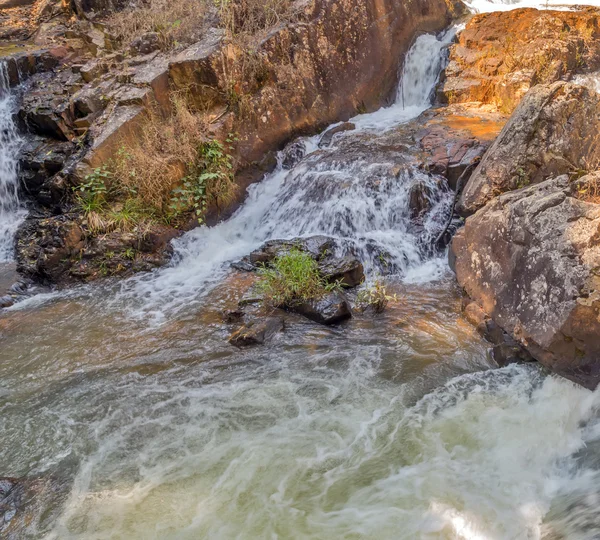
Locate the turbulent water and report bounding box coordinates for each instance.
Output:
[3,12,600,540]
[0,62,25,262]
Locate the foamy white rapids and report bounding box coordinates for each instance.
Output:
[42,363,600,539]
[114,29,459,320]
[0,62,26,262]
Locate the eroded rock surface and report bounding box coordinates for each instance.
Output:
[440,7,600,112]
[452,174,600,389]
[458,82,600,216]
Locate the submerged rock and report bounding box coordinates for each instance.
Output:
[229,317,284,347]
[458,82,600,216]
[452,174,600,389]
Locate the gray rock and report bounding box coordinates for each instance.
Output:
[452,174,600,389]
[458,82,600,216]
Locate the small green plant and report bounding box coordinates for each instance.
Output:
[356,280,397,314]
[169,139,237,222]
[124,247,136,260]
[257,249,340,307]
[75,167,112,214]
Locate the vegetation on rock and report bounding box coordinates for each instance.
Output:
[257,249,341,308]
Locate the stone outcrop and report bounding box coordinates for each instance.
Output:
[452,174,600,389]
[458,82,600,216]
[439,8,600,113]
[15,213,179,284]
[168,0,465,164]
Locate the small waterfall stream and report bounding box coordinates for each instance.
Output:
[0,62,25,263]
[118,28,458,320]
[3,22,600,540]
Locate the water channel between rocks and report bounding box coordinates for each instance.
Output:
[2,5,600,539]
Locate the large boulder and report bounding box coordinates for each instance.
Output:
[451,174,600,389]
[439,8,600,112]
[458,82,600,216]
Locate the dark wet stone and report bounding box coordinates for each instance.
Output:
[0,296,15,309]
[318,122,356,148]
[229,317,284,347]
[230,259,255,272]
[281,140,307,170]
[318,254,364,288]
[292,292,352,325]
[492,340,534,368]
[248,236,335,266]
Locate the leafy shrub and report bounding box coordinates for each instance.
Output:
[356,280,397,314]
[257,249,340,307]
[168,139,237,223]
[75,167,111,214]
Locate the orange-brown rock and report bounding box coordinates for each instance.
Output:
[439,8,600,113]
[169,0,465,164]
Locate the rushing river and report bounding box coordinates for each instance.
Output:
[3,4,600,539]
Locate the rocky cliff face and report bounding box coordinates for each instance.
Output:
[439,8,600,112]
[458,82,600,215]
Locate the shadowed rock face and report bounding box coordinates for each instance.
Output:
[458,82,600,216]
[439,7,600,112]
[452,174,600,390]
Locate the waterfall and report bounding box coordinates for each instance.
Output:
[115,29,459,319]
[0,62,25,263]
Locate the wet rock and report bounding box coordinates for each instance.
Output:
[19,138,74,197]
[247,236,335,266]
[318,122,356,148]
[15,215,85,283]
[318,254,364,288]
[0,296,15,309]
[452,174,600,389]
[281,140,307,170]
[229,317,284,347]
[440,8,600,112]
[291,292,352,325]
[408,176,446,220]
[458,82,600,215]
[230,260,256,273]
[492,340,534,368]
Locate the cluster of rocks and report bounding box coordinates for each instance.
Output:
[227,236,365,346]
[444,10,600,389]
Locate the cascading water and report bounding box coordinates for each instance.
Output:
[0,61,25,263]
[117,28,458,320]
[4,16,600,540]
